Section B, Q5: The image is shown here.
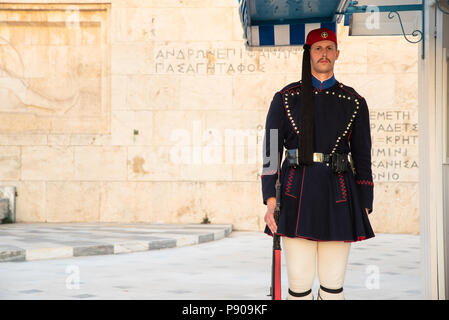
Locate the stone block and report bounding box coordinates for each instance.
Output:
[12,181,45,222]
[148,238,176,250]
[0,147,20,180]
[0,185,17,222]
[337,73,396,109]
[149,181,204,224]
[232,74,288,110]
[74,146,127,180]
[127,146,180,181]
[26,246,73,261]
[0,134,47,146]
[152,110,206,147]
[99,181,155,222]
[370,182,419,234]
[367,37,418,74]
[111,43,153,75]
[111,75,129,110]
[0,245,26,262]
[47,135,71,146]
[73,243,114,257]
[394,73,419,109]
[21,146,74,180]
[0,199,8,221]
[45,181,101,222]
[179,76,232,110]
[114,241,149,254]
[198,233,214,243]
[111,111,153,146]
[70,134,112,146]
[141,75,180,110]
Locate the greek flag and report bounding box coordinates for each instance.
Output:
[239,0,337,47]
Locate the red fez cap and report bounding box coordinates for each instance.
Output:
[305,28,337,47]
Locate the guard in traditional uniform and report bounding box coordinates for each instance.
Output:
[261,28,375,300]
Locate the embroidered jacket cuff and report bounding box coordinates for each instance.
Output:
[356,180,374,214]
[261,167,279,205]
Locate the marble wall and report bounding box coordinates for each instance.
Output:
[0,0,419,234]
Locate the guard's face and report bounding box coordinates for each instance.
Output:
[309,40,339,75]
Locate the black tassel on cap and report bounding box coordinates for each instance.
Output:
[298,43,315,165]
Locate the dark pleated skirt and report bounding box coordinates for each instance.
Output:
[264,161,375,242]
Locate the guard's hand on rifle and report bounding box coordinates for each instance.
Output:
[264,197,277,234]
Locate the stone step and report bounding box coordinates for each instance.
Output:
[0,223,233,262]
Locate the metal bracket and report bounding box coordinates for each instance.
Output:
[387,11,424,44]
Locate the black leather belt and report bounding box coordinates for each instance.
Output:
[285,149,350,173]
[285,149,332,164]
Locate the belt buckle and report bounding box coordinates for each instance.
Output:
[313,152,324,162]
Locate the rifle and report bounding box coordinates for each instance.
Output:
[269,151,282,300]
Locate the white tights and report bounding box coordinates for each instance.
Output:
[282,237,351,300]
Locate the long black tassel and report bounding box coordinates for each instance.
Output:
[298,44,315,165]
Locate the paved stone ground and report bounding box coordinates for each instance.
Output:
[0,226,422,300]
[0,223,232,262]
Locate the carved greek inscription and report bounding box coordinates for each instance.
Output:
[369,110,418,182]
[154,46,302,75]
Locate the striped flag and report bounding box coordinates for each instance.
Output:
[249,22,337,47]
[239,0,337,47]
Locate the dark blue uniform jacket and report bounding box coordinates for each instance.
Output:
[261,75,375,242]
